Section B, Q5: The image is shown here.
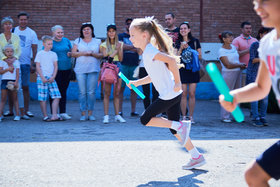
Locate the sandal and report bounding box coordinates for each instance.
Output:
[43,116,51,122]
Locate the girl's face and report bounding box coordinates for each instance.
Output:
[4,48,14,58]
[3,22,13,33]
[179,24,191,37]
[107,28,116,41]
[254,0,280,28]
[53,28,64,41]
[129,26,147,48]
[82,27,92,38]
[223,34,234,44]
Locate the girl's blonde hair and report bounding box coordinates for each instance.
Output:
[105,30,119,54]
[3,44,14,52]
[130,17,180,64]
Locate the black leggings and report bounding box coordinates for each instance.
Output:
[140,94,182,134]
[139,67,159,109]
[49,69,71,113]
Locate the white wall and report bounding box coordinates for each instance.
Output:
[91,0,115,38]
[201,43,222,61]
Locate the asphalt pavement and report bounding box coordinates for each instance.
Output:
[0,99,279,187]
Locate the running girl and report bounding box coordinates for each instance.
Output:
[127,17,206,169]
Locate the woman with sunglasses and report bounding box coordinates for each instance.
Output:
[175,22,201,124]
[100,24,126,124]
[71,22,103,121]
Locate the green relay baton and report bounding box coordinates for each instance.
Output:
[118,72,146,100]
[206,63,244,122]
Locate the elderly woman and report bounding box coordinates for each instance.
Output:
[49,25,72,120]
[71,23,103,121]
[0,17,21,61]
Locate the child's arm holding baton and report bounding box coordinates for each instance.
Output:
[118,72,146,99]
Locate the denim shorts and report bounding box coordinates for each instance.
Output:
[20,64,30,87]
[1,80,15,90]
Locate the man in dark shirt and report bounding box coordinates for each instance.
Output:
[118,18,139,117]
[165,13,179,44]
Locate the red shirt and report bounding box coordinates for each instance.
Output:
[232,34,258,65]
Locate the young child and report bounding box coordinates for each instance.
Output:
[0,44,20,121]
[35,35,61,121]
[127,17,206,169]
[220,0,280,185]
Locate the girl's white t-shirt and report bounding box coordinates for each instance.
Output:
[258,29,280,108]
[74,38,101,74]
[142,43,182,100]
[0,59,20,80]
[218,44,241,72]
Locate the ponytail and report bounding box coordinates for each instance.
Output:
[131,17,181,66]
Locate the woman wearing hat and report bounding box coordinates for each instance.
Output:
[71,22,103,121]
[100,24,126,124]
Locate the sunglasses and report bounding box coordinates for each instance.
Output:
[82,22,91,25]
[183,21,189,24]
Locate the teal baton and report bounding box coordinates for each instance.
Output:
[206,63,244,122]
[118,72,146,100]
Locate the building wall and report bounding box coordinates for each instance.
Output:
[115,0,262,42]
[1,0,261,41]
[0,0,91,40]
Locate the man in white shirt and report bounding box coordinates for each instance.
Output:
[6,12,38,118]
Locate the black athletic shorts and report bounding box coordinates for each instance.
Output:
[256,140,280,180]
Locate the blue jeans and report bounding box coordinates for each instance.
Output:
[20,64,30,87]
[76,72,99,112]
[251,96,268,119]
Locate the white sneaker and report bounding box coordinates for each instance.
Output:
[89,115,96,121]
[178,120,191,147]
[60,113,72,120]
[115,115,126,123]
[103,115,109,124]
[21,115,30,120]
[14,116,21,121]
[80,115,87,121]
[26,111,34,117]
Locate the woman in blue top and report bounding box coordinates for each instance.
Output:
[50,25,72,120]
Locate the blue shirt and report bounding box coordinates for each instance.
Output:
[118,33,139,66]
[246,41,259,84]
[51,37,72,70]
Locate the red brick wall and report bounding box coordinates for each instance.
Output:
[115,0,262,42]
[1,0,261,42]
[0,0,91,40]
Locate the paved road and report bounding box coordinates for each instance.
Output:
[0,100,279,187]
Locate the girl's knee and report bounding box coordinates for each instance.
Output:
[140,114,150,126]
[245,161,269,186]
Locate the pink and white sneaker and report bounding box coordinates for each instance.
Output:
[182,155,206,170]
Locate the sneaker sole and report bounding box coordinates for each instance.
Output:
[182,160,206,170]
